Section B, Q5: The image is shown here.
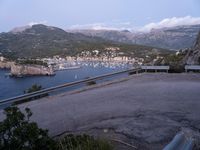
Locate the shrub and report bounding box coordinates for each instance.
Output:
[0,107,57,150]
[128,71,136,75]
[162,54,185,73]
[168,64,185,73]
[25,84,43,93]
[25,84,48,99]
[86,81,96,86]
[0,107,113,150]
[14,84,48,105]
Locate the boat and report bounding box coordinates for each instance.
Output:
[57,65,81,71]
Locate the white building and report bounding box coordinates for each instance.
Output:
[0,56,5,61]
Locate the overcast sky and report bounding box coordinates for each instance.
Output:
[0,0,200,32]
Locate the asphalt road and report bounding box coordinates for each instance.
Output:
[1,73,200,149]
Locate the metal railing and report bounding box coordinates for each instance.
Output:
[0,68,142,106]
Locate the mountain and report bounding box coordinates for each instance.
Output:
[184,31,200,65]
[10,25,31,33]
[68,24,200,50]
[0,24,172,61]
[0,24,112,58]
[67,29,134,44]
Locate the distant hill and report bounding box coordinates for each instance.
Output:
[0,24,172,61]
[68,24,200,50]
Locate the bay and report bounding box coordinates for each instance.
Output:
[0,64,130,100]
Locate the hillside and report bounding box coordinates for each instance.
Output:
[0,24,172,61]
[69,24,200,50]
[184,31,200,65]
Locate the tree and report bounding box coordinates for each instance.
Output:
[0,107,57,150]
[25,84,43,94]
[0,107,113,150]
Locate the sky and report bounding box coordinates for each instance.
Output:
[0,0,200,32]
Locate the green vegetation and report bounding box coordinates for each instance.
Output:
[0,107,57,150]
[58,134,113,150]
[0,106,113,150]
[164,54,185,63]
[14,84,48,105]
[0,24,173,62]
[16,59,48,67]
[24,84,43,93]
[24,84,48,101]
[163,53,185,73]
[128,71,137,75]
[86,81,97,86]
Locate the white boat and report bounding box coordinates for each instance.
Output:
[57,65,81,71]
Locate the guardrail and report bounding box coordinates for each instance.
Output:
[163,133,194,150]
[185,65,200,72]
[0,68,142,106]
[141,65,169,73]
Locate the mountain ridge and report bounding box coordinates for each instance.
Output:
[0,24,172,62]
[68,24,200,50]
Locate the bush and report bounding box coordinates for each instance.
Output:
[0,107,113,150]
[168,64,185,73]
[25,84,43,93]
[14,84,48,105]
[128,71,136,75]
[161,54,185,73]
[0,107,57,150]
[86,81,96,86]
[25,84,48,99]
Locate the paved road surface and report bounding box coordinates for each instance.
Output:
[1,73,200,149]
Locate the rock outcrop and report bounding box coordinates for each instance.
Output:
[10,64,54,76]
[0,61,14,69]
[184,31,200,65]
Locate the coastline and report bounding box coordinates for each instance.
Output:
[0,56,136,77]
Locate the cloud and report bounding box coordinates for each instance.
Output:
[69,22,132,30]
[140,16,200,32]
[28,20,48,26]
[69,16,200,32]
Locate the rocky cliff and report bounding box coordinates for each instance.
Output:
[184,32,200,65]
[10,64,54,76]
[0,61,14,69]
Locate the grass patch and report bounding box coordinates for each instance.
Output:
[58,134,113,150]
